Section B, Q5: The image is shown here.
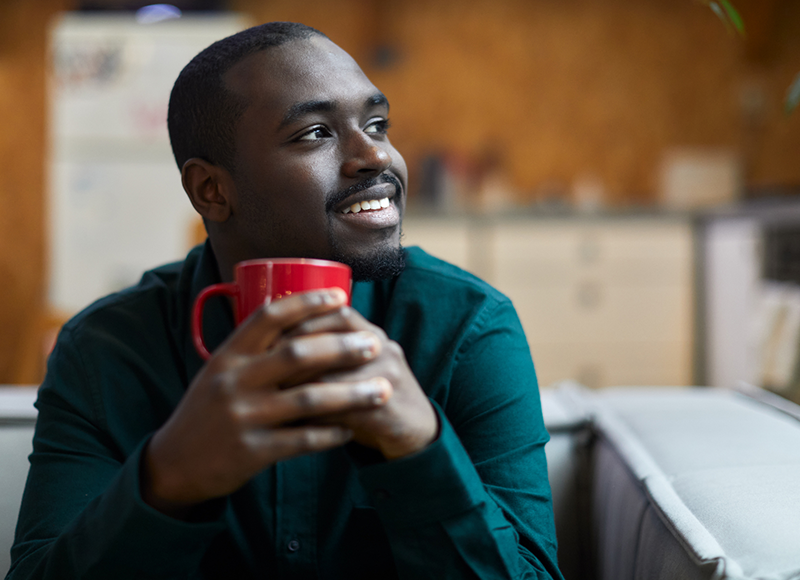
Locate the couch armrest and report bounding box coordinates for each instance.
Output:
[542,383,594,580]
[0,386,38,577]
[588,386,800,580]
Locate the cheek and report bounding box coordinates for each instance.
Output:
[301,154,341,187]
[278,151,339,190]
[387,147,408,184]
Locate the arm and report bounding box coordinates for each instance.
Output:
[7,333,226,580]
[8,289,392,579]
[292,298,563,579]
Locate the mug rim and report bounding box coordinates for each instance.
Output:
[236,257,351,271]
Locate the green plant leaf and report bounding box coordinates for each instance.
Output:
[708,2,733,34]
[702,0,745,37]
[786,72,800,116]
[720,0,745,36]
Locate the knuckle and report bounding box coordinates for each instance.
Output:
[253,302,274,322]
[386,340,403,357]
[207,369,238,399]
[245,302,281,330]
[282,339,309,363]
[241,428,269,451]
[302,291,326,307]
[294,387,318,410]
[339,306,356,322]
[298,429,321,451]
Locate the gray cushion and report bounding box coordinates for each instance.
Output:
[592,387,800,580]
[0,387,38,577]
[543,384,593,580]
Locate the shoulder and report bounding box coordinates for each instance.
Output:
[41,253,199,431]
[62,260,185,340]
[390,246,515,333]
[374,247,523,367]
[379,248,534,414]
[398,246,510,309]
[57,245,204,356]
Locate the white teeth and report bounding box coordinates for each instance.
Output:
[341,197,392,214]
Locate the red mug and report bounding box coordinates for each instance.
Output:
[192,258,352,360]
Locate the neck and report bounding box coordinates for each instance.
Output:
[206,235,238,284]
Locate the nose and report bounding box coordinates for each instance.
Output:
[341,130,392,178]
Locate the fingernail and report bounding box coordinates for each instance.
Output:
[356,379,391,404]
[345,331,379,359]
[322,287,347,305]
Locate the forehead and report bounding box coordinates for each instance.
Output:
[224,37,380,119]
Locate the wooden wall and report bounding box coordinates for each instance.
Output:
[0,0,70,384]
[2,0,800,382]
[233,0,800,204]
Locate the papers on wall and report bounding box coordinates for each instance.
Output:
[48,12,249,313]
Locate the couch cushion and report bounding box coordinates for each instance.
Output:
[542,385,593,580]
[0,386,38,577]
[592,387,800,580]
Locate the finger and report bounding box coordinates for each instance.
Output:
[243,425,354,462]
[232,379,393,425]
[222,288,349,355]
[286,305,386,339]
[234,330,382,391]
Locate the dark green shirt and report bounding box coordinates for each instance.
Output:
[8,244,562,580]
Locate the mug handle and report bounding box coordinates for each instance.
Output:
[192,283,239,360]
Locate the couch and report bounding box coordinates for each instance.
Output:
[543,382,800,580]
[3,383,800,578]
[0,387,37,577]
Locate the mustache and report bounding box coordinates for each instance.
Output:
[325,173,402,213]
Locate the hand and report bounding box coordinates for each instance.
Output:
[142,288,393,517]
[286,306,439,461]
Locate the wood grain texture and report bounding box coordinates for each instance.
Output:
[233,0,800,203]
[2,0,800,383]
[0,0,72,384]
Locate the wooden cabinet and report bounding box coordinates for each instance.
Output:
[402,214,695,388]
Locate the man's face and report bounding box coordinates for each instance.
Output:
[222,36,408,279]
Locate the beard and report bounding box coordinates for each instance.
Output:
[329,238,406,282]
[326,173,407,281]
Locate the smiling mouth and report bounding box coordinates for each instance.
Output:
[341,197,391,214]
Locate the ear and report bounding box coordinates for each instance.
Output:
[181,158,234,223]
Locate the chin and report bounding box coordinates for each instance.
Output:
[333,244,406,282]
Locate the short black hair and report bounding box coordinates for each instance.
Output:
[167,22,327,173]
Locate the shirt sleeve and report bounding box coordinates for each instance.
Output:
[356,297,563,580]
[6,328,226,580]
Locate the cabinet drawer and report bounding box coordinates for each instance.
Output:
[492,220,693,287]
[529,339,692,388]
[507,284,692,343]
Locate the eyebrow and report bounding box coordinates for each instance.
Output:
[278,93,390,130]
[366,92,389,110]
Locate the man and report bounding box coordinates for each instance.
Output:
[8,22,563,580]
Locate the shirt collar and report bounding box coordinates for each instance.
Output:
[182,240,235,384]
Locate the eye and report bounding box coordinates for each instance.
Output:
[364,118,391,135]
[296,126,332,141]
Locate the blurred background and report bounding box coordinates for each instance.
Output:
[2,0,800,399]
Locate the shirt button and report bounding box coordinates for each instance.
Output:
[287,540,301,552]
